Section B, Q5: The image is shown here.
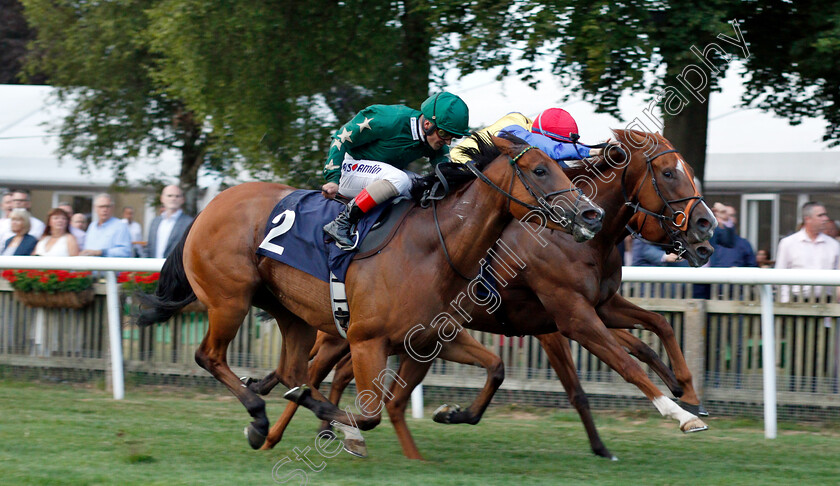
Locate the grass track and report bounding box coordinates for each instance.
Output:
[1,380,838,485]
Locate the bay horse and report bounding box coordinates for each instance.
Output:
[138,134,605,449]
[256,129,716,459]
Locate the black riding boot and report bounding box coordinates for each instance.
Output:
[324,200,365,250]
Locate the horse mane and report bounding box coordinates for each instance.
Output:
[409,132,528,202]
[562,129,672,179]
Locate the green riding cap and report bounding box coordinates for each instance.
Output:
[421,92,471,137]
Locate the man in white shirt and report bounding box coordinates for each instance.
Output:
[146,185,194,259]
[775,202,840,302]
[0,192,13,241]
[120,206,144,257]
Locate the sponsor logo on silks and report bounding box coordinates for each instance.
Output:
[342,162,382,175]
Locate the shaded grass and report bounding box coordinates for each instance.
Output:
[0,379,838,485]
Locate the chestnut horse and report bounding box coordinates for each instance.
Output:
[257,129,716,459]
[138,134,604,450]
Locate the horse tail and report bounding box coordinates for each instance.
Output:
[136,221,197,326]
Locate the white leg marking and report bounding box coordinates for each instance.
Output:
[652,395,697,427]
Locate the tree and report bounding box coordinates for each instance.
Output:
[22,0,213,214]
[0,0,46,84]
[430,1,745,182]
[736,0,840,147]
[145,0,430,187]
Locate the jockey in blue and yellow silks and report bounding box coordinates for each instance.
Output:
[321,92,471,250]
[450,108,609,166]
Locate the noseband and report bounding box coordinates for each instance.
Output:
[621,148,706,256]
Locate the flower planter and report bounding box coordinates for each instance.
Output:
[13,288,96,309]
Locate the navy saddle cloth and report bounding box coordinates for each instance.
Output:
[255,190,391,282]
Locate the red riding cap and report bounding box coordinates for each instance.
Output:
[531,108,579,142]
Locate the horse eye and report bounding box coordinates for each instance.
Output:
[534,167,547,177]
[663,170,673,178]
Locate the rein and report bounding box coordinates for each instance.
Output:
[430,145,582,281]
[620,148,704,256]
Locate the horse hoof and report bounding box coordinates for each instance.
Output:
[432,404,461,424]
[342,438,368,458]
[594,446,617,461]
[283,385,311,404]
[681,418,709,433]
[244,424,267,449]
[679,400,709,417]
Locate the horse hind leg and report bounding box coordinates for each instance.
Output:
[195,305,271,449]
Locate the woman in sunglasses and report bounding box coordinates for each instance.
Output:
[322,92,471,250]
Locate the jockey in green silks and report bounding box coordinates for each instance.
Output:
[321,92,470,250]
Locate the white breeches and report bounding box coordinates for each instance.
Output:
[337,154,412,198]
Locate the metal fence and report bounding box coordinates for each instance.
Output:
[2,277,838,422]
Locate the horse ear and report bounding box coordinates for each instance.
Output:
[490,134,517,158]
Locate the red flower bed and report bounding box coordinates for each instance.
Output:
[2,269,93,293]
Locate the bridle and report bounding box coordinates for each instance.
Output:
[620,148,706,256]
[423,145,586,280]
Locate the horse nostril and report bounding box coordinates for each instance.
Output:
[583,209,603,222]
[697,218,711,231]
[697,246,712,258]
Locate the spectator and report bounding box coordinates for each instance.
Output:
[120,206,144,257]
[696,204,757,300]
[775,202,840,302]
[80,194,132,257]
[825,219,840,244]
[631,239,685,297]
[33,208,79,257]
[631,239,682,267]
[0,191,13,241]
[756,249,774,268]
[58,202,87,249]
[1,192,12,217]
[70,213,88,249]
[9,189,45,238]
[709,205,757,268]
[2,209,38,255]
[146,185,194,259]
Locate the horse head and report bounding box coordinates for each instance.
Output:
[627,211,714,267]
[487,133,604,242]
[614,130,716,246]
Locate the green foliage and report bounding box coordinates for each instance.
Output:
[145,0,415,187]
[21,0,213,189]
[736,0,840,147]
[431,0,735,118]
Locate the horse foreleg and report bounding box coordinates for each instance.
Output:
[550,299,707,433]
[286,336,386,433]
[537,332,616,460]
[610,329,682,398]
[195,306,270,449]
[598,294,706,415]
[430,331,505,426]
[383,356,433,460]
